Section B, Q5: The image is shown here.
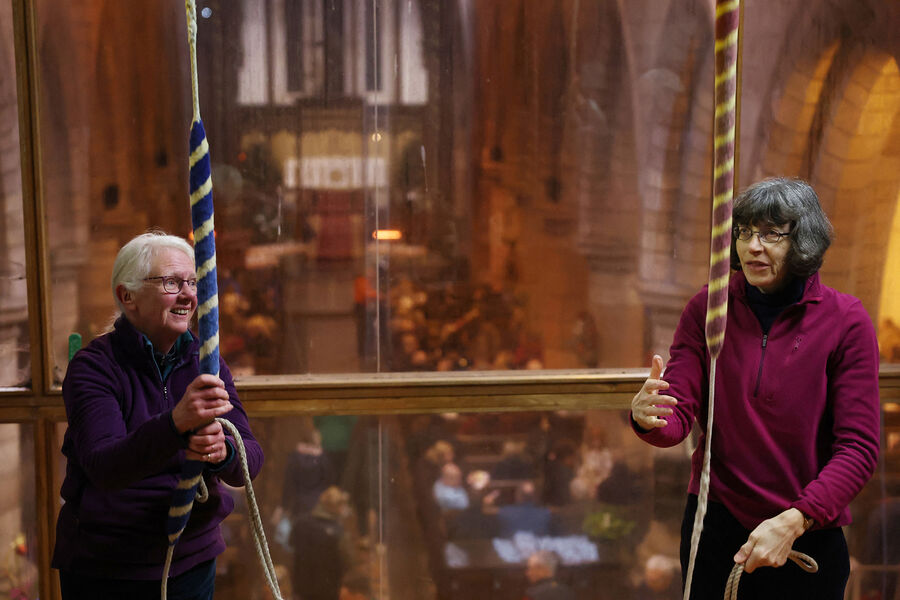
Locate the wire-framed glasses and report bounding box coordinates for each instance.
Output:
[143,276,198,294]
[733,226,791,245]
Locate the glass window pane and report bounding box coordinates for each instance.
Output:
[217,411,683,600]
[35,1,675,379]
[848,400,900,598]
[35,0,900,380]
[35,2,193,383]
[204,409,895,599]
[0,424,38,600]
[0,1,29,389]
[47,404,896,600]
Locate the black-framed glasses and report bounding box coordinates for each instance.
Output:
[733,226,791,245]
[143,276,198,294]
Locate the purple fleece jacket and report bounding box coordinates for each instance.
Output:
[52,317,264,579]
[634,271,880,530]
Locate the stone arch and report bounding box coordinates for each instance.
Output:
[748,0,900,328]
[746,0,849,181]
[880,153,900,361]
[469,0,645,366]
[635,0,715,359]
[812,51,900,316]
[564,0,645,365]
[754,43,840,179]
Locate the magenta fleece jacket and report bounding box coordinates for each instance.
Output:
[52,317,264,579]
[634,271,880,530]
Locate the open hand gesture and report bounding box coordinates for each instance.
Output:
[631,355,678,430]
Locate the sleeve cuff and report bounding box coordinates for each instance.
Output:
[207,438,236,472]
[168,411,191,448]
[790,502,818,530]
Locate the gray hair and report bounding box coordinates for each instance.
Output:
[111,231,194,313]
[730,177,833,278]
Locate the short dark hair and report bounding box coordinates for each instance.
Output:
[730,177,833,278]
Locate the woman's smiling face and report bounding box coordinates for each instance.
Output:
[736,223,793,293]
[124,248,198,352]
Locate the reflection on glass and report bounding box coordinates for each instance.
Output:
[0,2,30,388]
[0,424,38,600]
[35,1,655,378]
[33,1,900,379]
[34,2,196,383]
[405,411,671,600]
[46,406,900,599]
[218,411,680,599]
[206,409,896,599]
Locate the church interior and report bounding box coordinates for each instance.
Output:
[3,0,900,598]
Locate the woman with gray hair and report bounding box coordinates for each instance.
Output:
[52,231,264,600]
[630,178,880,599]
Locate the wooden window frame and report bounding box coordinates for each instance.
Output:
[9,2,900,598]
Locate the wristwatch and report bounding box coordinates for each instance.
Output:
[801,511,815,532]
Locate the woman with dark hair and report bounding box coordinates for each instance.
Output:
[729,177,834,279]
[630,178,880,599]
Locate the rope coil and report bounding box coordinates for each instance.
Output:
[723,551,818,600]
[161,419,283,600]
[217,418,283,597]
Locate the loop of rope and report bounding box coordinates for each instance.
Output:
[723,551,818,600]
[216,418,283,598]
[162,420,283,600]
[196,476,209,503]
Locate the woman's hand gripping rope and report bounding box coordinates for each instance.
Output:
[725,550,817,600]
[734,508,812,572]
[724,509,818,600]
[171,374,233,463]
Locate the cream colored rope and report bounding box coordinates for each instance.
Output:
[723,551,818,600]
[217,418,283,599]
[161,419,283,600]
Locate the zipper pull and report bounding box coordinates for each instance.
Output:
[761,333,768,348]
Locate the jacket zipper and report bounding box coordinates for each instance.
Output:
[157,351,190,406]
[740,277,811,397]
[754,333,768,396]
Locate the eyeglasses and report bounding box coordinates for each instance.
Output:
[144,276,198,294]
[733,226,791,245]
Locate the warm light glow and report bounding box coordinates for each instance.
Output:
[874,58,900,350]
[187,230,217,242]
[879,189,900,333]
[372,229,402,241]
